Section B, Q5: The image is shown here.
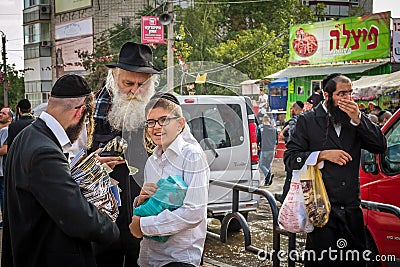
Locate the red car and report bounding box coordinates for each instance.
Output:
[360,108,400,267]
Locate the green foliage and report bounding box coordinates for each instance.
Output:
[174,24,193,61]
[0,64,24,109]
[76,0,318,95]
[77,33,113,92]
[170,0,316,95]
[175,2,223,62]
[211,26,288,79]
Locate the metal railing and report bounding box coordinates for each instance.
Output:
[207,180,400,267]
[206,180,297,267]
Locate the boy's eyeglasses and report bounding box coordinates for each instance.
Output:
[145,116,179,128]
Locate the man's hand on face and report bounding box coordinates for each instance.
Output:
[338,98,361,125]
[318,149,352,166]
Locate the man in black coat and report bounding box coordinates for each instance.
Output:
[2,74,119,267]
[284,73,386,266]
[7,99,35,147]
[91,42,160,267]
[307,86,324,107]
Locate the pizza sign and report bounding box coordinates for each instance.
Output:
[289,12,390,65]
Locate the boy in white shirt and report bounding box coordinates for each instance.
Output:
[129,94,209,267]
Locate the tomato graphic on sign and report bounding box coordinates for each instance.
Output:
[292,27,318,57]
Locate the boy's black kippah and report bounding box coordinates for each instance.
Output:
[151,92,180,106]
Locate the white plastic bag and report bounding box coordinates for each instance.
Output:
[278,164,314,233]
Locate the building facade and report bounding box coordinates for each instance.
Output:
[302,0,373,19]
[22,0,161,107]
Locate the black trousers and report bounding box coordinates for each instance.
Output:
[282,171,292,200]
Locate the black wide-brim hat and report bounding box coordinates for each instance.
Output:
[106,42,161,74]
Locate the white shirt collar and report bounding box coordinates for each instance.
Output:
[322,101,328,113]
[153,134,185,159]
[39,111,72,148]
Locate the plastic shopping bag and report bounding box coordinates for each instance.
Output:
[134,175,188,242]
[278,165,314,233]
[300,165,331,227]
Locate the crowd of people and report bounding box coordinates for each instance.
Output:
[1,42,209,267]
[0,40,394,267]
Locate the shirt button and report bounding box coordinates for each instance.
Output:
[296,157,302,163]
[340,206,345,210]
[341,181,346,186]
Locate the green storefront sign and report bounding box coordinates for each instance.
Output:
[289,12,390,65]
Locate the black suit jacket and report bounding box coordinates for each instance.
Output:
[284,103,386,206]
[7,114,35,147]
[2,119,119,267]
[284,104,386,261]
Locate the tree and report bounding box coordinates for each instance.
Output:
[175,2,224,62]
[173,0,315,79]
[77,1,318,93]
[77,33,113,92]
[211,26,288,79]
[0,64,24,109]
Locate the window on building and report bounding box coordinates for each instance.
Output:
[26,92,42,109]
[121,17,131,26]
[24,0,49,8]
[24,23,50,44]
[311,80,322,96]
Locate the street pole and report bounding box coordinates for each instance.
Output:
[166,1,174,91]
[0,31,8,107]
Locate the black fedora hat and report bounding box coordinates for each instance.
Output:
[106,42,160,74]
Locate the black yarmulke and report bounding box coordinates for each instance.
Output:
[18,99,31,110]
[51,74,91,98]
[296,100,304,109]
[150,92,180,105]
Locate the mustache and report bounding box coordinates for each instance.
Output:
[126,93,141,101]
[327,97,350,125]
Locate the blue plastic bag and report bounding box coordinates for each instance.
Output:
[134,175,188,242]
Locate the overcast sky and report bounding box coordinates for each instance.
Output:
[0,0,399,71]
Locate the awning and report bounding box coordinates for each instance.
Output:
[266,62,388,79]
[240,79,261,85]
[351,70,400,97]
[352,74,390,89]
[268,77,288,88]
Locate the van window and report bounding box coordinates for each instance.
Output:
[382,118,400,174]
[182,104,244,149]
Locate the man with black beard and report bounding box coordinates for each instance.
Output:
[2,74,119,267]
[284,73,386,266]
[91,42,159,267]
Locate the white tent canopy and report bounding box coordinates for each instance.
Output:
[352,71,400,99]
[353,71,400,89]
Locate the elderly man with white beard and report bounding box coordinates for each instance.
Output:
[90,42,160,267]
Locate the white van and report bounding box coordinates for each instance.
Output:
[177,95,261,228]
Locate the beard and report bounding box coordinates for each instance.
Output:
[107,75,155,132]
[327,97,350,125]
[66,112,86,144]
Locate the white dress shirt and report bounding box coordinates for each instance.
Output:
[138,134,210,267]
[39,112,72,153]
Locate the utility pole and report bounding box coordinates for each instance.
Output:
[166,0,174,91]
[0,31,8,107]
